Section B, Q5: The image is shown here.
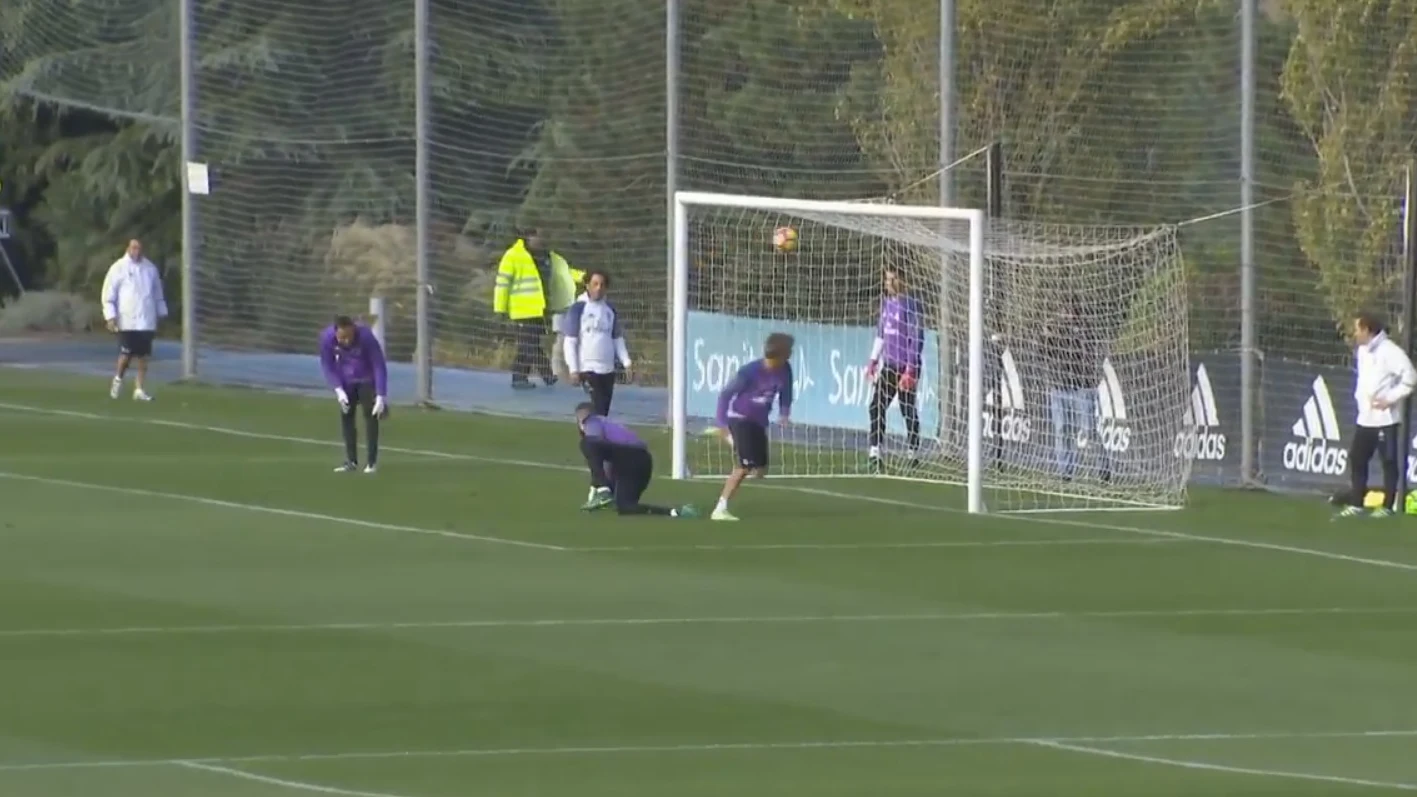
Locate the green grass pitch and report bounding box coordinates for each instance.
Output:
[1,368,1416,796]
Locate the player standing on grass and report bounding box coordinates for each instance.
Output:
[866,268,924,472]
[711,333,794,521]
[101,239,167,401]
[563,270,632,416]
[319,316,389,474]
[576,402,697,517]
[1337,313,1417,518]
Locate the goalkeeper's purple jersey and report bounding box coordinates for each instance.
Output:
[717,359,793,428]
[319,324,388,395]
[877,295,925,370]
[581,415,646,449]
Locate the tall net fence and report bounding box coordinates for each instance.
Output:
[3,0,1414,487]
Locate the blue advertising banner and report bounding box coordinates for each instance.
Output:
[685,310,942,437]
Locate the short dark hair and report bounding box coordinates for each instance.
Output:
[575,401,596,414]
[334,315,355,329]
[586,269,611,288]
[764,332,795,361]
[1357,312,1386,336]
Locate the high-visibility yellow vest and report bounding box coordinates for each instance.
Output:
[492,240,584,320]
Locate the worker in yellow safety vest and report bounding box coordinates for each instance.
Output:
[493,227,585,389]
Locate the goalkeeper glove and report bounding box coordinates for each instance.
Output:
[866,360,879,381]
[898,369,917,392]
[334,388,350,412]
[372,395,387,418]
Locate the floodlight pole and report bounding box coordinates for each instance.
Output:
[1398,163,1416,508]
[179,0,198,379]
[666,0,681,424]
[413,0,433,403]
[1238,0,1258,485]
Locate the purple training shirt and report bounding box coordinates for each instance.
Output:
[877,295,924,370]
[582,415,646,449]
[717,359,793,428]
[319,324,388,396]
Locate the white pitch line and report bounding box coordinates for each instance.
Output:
[178,761,416,797]
[1,606,1413,639]
[2,729,1416,774]
[1031,739,1417,791]
[3,400,1417,572]
[574,537,1186,552]
[773,483,1417,573]
[0,471,565,552]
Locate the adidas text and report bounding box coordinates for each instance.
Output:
[1282,439,1348,475]
[1174,429,1226,461]
[983,410,1031,442]
[1098,419,1131,453]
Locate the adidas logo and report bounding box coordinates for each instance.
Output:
[1174,363,1226,461]
[1094,358,1131,453]
[1282,375,1348,475]
[983,347,1031,442]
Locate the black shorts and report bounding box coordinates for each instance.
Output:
[118,330,155,358]
[728,419,769,469]
[580,371,616,416]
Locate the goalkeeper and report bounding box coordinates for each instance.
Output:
[711,333,795,521]
[319,315,389,473]
[577,402,697,518]
[867,268,924,471]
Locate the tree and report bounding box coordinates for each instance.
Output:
[514,0,879,374]
[1,0,543,351]
[827,0,1227,218]
[1280,0,1417,337]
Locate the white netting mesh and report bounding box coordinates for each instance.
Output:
[3,0,1410,490]
[681,200,1190,512]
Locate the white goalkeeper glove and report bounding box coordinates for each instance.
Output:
[334,388,349,412]
[372,395,387,418]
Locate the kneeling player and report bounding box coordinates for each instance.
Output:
[577,403,697,518]
[711,333,795,521]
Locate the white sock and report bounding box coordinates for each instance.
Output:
[907,448,917,459]
[715,498,729,513]
[868,445,881,458]
[670,508,680,517]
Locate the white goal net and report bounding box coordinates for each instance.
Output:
[671,192,1192,513]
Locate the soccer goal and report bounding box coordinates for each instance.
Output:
[669,191,1193,514]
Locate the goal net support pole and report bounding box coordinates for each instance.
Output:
[671,190,988,513]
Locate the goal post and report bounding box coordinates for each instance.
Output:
[670,190,1190,514]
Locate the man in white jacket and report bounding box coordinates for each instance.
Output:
[100,239,168,401]
[1338,312,1417,518]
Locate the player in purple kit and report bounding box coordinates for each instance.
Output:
[711,332,795,521]
[319,315,389,474]
[576,403,697,517]
[866,268,925,472]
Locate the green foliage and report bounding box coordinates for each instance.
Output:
[0,289,100,332]
[1280,0,1417,336]
[1,0,1415,364]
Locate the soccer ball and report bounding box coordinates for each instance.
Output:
[772,226,798,252]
